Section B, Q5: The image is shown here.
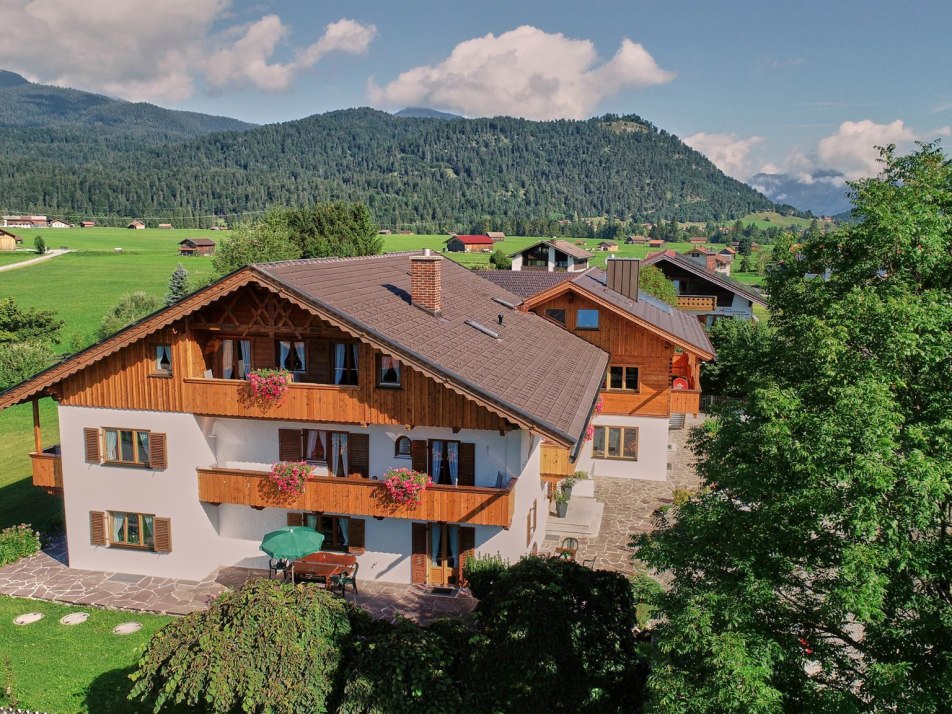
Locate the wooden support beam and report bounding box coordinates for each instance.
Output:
[32,397,42,453]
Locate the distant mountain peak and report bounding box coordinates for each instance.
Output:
[0,69,30,89]
[394,107,462,120]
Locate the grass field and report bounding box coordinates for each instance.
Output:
[0,596,171,713]
[738,211,815,230]
[0,250,40,266]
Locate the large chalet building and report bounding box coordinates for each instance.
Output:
[1,252,713,587]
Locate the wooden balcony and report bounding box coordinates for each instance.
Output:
[197,467,517,528]
[182,377,364,421]
[677,295,718,311]
[31,445,63,493]
[540,442,574,479]
[670,389,701,415]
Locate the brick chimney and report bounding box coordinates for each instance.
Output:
[606,257,640,301]
[705,253,717,271]
[411,249,442,314]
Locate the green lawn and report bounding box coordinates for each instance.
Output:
[0,596,172,713]
[0,399,61,531]
[738,211,815,230]
[0,250,39,266]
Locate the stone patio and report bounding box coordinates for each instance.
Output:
[0,539,474,623]
[543,415,704,574]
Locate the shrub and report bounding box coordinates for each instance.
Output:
[0,341,57,391]
[488,249,512,270]
[461,553,508,598]
[630,573,664,629]
[130,578,351,714]
[33,235,46,254]
[0,524,41,567]
[671,487,693,507]
[95,292,162,341]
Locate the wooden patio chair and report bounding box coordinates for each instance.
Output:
[556,537,579,561]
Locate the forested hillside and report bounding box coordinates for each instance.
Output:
[0,76,785,229]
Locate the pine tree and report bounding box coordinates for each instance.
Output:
[165,264,190,307]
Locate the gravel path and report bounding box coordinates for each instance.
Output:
[0,249,70,272]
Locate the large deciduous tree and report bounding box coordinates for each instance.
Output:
[95,291,163,342]
[638,265,678,306]
[634,143,952,712]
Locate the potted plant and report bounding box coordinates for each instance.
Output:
[383,468,432,507]
[268,461,314,494]
[554,488,570,518]
[247,368,292,404]
[561,476,577,498]
[572,470,589,481]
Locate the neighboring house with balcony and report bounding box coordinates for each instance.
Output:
[482,257,715,482]
[641,249,767,324]
[0,251,607,588]
[509,239,592,272]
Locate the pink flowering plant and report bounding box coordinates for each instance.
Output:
[268,461,314,494]
[247,368,292,403]
[583,424,595,442]
[383,468,432,507]
[594,397,604,415]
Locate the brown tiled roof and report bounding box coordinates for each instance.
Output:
[510,239,592,260]
[641,250,767,306]
[179,238,216,247]
[568,270,715,358]
[477,270,576,299]
[257,254,608,445]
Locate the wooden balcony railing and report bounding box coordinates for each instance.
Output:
[677,295,718,311]
[182,377,364,421]
[670,389,701,415]
[197,467,518,528]
[540,442,574,479]
[31,445,63,493]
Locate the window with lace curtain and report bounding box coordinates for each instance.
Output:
[377,354,402,387]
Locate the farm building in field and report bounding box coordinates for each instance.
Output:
[509,239,592,272]
[689,237,707,245]
[178,238,216,256]
[48,219,71,228]
[158,223,173,229]
[377,229,392,235]
[647,239,665,248]
[626,235,648,244]
[596,241,618,252]
[80,221,96,228]
[487,231,506,241]
[127,220,145,229]
[445,234,494,252]
[0,233,16,251]
[0,227,22,245]
[3,215,47,228]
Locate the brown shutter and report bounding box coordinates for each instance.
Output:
[84,428,100,464]
[309,340,332,384]
[254,338,275,370]
[411,522,428,584]
[348,433,370,478]
[348,518,366,554]
[89,511,106,546]
[149,433,167,470]
[458,526,476,587]
[153,517,172,553]
[278,429,302,461]
[527,509,532,547]
[458,442,476,486]
[287,512,304,527]
[411,440,428,473]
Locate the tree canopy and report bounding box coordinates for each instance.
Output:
[633,143,952,713]
[638,265,678,306]
[95,292,163,342]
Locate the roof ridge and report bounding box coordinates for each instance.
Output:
[255,251,422,269]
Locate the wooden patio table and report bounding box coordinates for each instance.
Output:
[290,551,356,585]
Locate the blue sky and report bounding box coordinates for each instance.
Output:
[1,0,949,181]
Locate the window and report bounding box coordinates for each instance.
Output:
[377,354,401,387]
[305,513,350,551]
[109,511,155,549]
[395,435,412,458]
[576,309,599,330]
[429,440,460,486]
[277,340,306,376]
[219,338,251,379]
[592,426,638,460]
[604,366,639,392]
[154,344,172,374]
[333,343,359,385]
[302,429,326,464]
[544,308,566,325]
[103,428,151,466]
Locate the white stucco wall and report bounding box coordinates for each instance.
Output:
[510,254,524,271]
[575,414,669,481]
[56,406,546,583]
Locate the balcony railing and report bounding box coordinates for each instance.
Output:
[677,295,718,311]
[197,467,517,528]
[182,377,363,421]
[31,445,63,492]
[670,389,701,415]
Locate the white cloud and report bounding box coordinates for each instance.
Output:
[682,132,763,179]
[0,1,376,102]
[815,119,916,179]
[368,25,674,120]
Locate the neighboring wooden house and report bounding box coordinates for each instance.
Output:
[647,239,665,248]
[509,239,592,272]
[596,241,618,252]
[127,220,146,230]
[641,249,767,324]
[718,246,736,263]
[158,223,173,230]
[689,237,707,246]
[487,231,506,241]
[80,221,96,228]
[0,252,607,586]
[48,218,71,228]
[178,238,216,256]
[445,234,494,252]
[0,227,22,246]
[626,235,648,244]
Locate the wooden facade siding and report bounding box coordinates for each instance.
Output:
[529,292,677,418]
[676,295,718,311]
[31,449,63,491]
[196,467,518,528]
[540,442,574,479]
[670,389,701,416]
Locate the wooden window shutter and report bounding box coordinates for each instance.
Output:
[348,518,366,554]
[287,512,304,527]
[84,428,101,464]
[411,440,428,473]
[348,433,370,478]
[411,522,428,584]
[458,526,476,587]
[89,511,106,546]
[149,433,168,470]
[153,517,172,553]
[278,429,302,462]
[458,443,476,486]
[526,509,532,547]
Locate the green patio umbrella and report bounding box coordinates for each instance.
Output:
[259,526,325,561]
